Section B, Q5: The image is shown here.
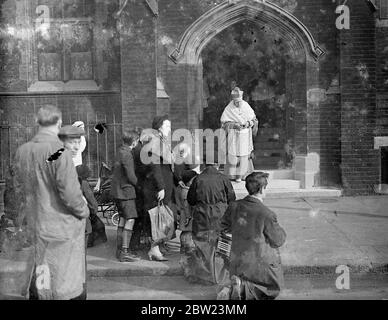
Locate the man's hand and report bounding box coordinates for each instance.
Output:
[241,121,252,129]
[93,178,101,192]
[157,189,165,202]
[232,123,242,130]
[178,181,186,188]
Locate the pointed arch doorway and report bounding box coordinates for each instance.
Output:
[169,0,325,188]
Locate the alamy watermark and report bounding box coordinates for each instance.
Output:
[139,128,251,166]
[335,265,350,290]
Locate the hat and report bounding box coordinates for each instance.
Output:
[231,87,243,101]
[58,125,85,139]
[152,115,169,130]
[72,121,85,129]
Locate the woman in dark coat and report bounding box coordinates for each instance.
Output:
[218,172,287,300]
[141,115,175,261]
[182,163,236,285]
[76,164,107,249]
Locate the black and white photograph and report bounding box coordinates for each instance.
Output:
[0,0,387,305]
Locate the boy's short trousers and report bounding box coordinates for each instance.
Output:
[115,199,138,220]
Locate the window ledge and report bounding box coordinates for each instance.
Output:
[28,80,100,92]
[376,19,388,27]
[374,136,388,149]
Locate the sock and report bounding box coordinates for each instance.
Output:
[122,229,133,251]
[117,227,124,250]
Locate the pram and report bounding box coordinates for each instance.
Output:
[93,162,119,226]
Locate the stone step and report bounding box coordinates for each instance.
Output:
[254,169,294,180]
[233,179,301,190]
[234,188,342,199]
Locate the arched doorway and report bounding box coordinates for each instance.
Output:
[201,20,292,170]
[169,0,325,188]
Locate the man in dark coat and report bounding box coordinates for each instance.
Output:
[219,171,286,300]
[111,129,140,262]
[182,162,236,284]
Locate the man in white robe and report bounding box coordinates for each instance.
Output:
[220,87,258,182]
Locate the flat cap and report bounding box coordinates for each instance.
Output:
[58,125,85,139]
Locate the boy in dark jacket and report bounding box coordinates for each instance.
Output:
[111,129,140,262]
[218,172,286,300]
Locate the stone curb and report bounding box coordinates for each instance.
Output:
[86,262,388,278]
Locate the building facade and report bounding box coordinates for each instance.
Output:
[0,0,387,195]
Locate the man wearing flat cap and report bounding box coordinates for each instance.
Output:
[58,125,99,245]
[58,125,85,165]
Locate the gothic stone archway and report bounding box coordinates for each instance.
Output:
[169,0,325,188]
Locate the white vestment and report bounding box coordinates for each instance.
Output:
[220,100,256,157]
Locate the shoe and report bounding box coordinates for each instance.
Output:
[230,275,243,300]
[147,246,168,261]
[119,249,140,262]
[235,178,242,183]
[148,251,168,261]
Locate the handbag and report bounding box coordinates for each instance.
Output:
[148,202,175,242]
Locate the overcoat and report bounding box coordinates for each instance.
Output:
[14,129,89,300]
[187,166,236,235]
[141,133,175,211]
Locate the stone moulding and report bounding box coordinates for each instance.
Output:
[169,0,325,64]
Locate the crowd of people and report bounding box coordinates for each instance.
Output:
[1,86,286,300]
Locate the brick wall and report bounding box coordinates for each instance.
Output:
[320,94,342,186]
[120,1,157,130]
[339,0,379,195]
[376,20,388,136]
[157,0,222,131]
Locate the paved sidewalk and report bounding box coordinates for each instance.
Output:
[1,196,388,296]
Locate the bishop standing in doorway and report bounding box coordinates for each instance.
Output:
[220,87,258,182]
